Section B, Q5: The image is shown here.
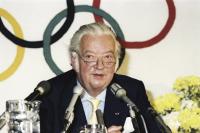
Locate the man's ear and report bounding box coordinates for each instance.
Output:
[115,61,119,72]
[71,52,79,73]
[115,58,119,72]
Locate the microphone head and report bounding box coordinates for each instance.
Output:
[96,109,105,125]
[35,81,51,95]
[73,86,83,95]
[110,83,126,98]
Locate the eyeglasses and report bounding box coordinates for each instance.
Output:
[77,53,116,68]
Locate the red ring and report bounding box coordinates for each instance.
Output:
[92,0,176,48]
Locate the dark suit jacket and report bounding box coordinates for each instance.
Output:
[39,69,161,133]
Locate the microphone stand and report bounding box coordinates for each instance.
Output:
[62,111,74,133]
[148,107,171,133]
[128,104,140,133]
[128,104,149,133]
[62,87,83,133]
[0,112,6,130]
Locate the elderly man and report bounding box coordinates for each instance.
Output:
[39,23,162,133]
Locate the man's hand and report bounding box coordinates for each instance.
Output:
[107,125,122,133]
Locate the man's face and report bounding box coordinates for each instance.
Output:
[73,34,117,96]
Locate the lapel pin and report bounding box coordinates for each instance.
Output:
[114,112,120,116]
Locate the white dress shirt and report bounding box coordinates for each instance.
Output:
[77,83,106,123]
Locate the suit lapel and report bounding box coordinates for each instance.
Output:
[74,97,87,125]
[67,97,87,132]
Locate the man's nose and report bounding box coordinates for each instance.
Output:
[95,58,104,69]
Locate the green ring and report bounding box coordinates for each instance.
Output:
[43,5,124,75]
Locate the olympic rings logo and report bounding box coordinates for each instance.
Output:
[0,8,25,81]
[0,0,176,80]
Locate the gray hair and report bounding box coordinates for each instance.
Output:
[69,23,121,59]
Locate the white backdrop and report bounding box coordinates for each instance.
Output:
[0,0,200,132]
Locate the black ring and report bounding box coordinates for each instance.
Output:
[0,0,75,48]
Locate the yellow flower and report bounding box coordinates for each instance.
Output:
[171,128,179,133]
[173,76,200,103]
[153,93,181,115]
[173,76,200,90]
[152,75,200,133]
[178,107,200,132]
[173,78,188,92]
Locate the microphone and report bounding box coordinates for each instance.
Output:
[96,109,105,125]
[110,83,139,113]
[25,80,51,101]
[0,81,51,130]
[110,83,142,133]
[96,109,107,133]
[63,86,83,132]
[65,86,83,112]
[147,107,172,133]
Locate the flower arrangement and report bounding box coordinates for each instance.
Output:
[153,93,181,115]
[152,75,200,133]
[178,107,200,133]
[173,76,200,105]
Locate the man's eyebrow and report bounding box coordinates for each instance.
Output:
[104,51,115,54]
[82,50,114,55]
[82,50,95,54]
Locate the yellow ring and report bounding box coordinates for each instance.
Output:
[0,8,25,81]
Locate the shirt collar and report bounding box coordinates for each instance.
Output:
[77,82,107,102]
